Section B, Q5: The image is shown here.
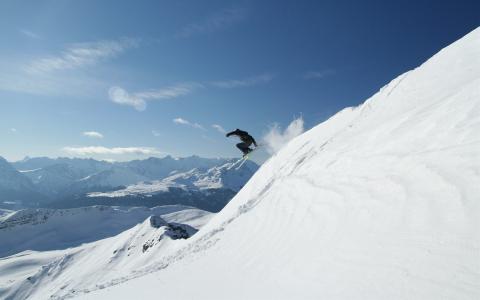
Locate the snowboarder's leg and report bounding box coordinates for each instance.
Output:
[245,141,253,154]
[236,142,252,155]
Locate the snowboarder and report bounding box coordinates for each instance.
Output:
[226,129,258,156]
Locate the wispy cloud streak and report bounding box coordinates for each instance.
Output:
[177,7,246,38]
[109,83,201,111]
[62,146,160,155]
[19,29,42,39]
[26,38,139,74]
[173,118,205,130]
[303,69,335,80]
[83,131,104,138]
[211,73,274,88]
[212,124,226,133]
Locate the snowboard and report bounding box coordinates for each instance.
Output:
[226,146,260,170]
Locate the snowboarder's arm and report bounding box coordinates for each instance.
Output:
[226,130,237,137]
[251,136,258,147]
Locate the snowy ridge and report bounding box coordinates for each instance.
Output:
[4,156,258,208]
[18,168,42,173]
[0,157,45,208]
[77,28,480,299]
[0,206,213,299]
[88,159,258,198]
[71,167,150,190]
[0,209,13,220]
[0,205,209,257]
[0,157,36,191]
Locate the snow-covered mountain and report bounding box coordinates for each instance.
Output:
[13,157,111,174]
[71,159,258,212]
[0,157,46,209]
[54,28,480,299]
[4,156,258,210]
[67,167,150,193]
[89,159,258,197]
[0,208,13,218]
[0,205,213,299]
[14,158,119,199]
[0,157,35,191]
[20,163,85,197]
[15,158,133,198]
[125,155,230,179]
[0,205,211,258]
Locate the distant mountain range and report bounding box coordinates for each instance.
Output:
[0,156,258,211]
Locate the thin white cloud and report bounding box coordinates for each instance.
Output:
[177,7,246,38]
[0,62,107,97]
[134,83,201,99]
[19,29,41,39]
[152,130,161,137]
[173,117,189,125]
[10,128,17,133]
[109,73,270,111]
[194,124,206,130]
[303,70,334,80]
[262,117,305,155]
[0,38,138,97]
[83,131,104,138]
[62,146,161,156]
[173,117,205,130]
[109,83,201,111]
[26,38,139,74]
[108,86,146,111]
[212,124,226,133]
[211,73,274,88]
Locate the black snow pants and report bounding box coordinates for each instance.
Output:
[236,142,252,155]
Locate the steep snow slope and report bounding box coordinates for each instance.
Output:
[0,206,213,299]
[82,28,480,299]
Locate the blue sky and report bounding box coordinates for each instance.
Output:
[1,0,479,162]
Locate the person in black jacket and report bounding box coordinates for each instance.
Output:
[226,129,258,156]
